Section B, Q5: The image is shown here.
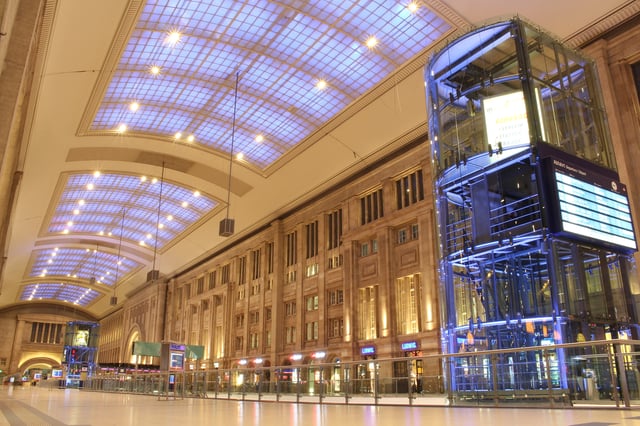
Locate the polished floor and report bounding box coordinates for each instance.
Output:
[2,384,640,426]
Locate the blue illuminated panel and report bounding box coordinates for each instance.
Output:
[90,0,451,169]
[360,346,376,356]
[550,159,637,252]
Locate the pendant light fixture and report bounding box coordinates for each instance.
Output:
[219,71,239,237]
[110,209,125,306]
[148,161,165,282]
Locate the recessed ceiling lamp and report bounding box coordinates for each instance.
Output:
[219,71,240,237]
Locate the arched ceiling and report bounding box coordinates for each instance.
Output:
[0,0,636,316]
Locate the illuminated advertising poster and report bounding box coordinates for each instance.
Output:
[483,91,530,149]
[73,329,89,346]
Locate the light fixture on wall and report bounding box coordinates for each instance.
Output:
[219,71,239,237]
[110,209,125,306]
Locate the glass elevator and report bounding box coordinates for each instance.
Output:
[425,18,639,394]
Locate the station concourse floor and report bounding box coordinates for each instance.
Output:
[2,385,640,426]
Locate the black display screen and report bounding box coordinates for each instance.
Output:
[549,157,636,252]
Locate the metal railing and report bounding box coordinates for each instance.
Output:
[82,339,640,408]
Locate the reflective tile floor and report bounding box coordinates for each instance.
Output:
[2,384,640,426]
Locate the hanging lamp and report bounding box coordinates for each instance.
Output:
[219,71,239,237]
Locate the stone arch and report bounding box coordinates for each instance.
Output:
[18,356,61,373]
[121,324,142,364]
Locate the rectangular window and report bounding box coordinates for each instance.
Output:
[285,326,296,344]
[327,209,343,250]
[306,263,319,277]
[235,314,244,328]
[250,310,259,324]
[285,301,296,316]
[251,281,261,296]
[265,330,271,347]
[305,220,319,259]
[358,286,377,340]
[328,318,344,338]
[396,169,424,210]
[286,231,297,266]
[411,223,419,240]
[398,229,407,244]
[197,277,204,295]
[328,255,343,269]
[361,242,369,257]
[305,321,319,341]
[328,289,344,305]
[250,333,259,349]
[306,295,319,311]
[235,336,244,350]
[238,256,247,284]
[237,285,245,300]
[265,307,272,321]
[396,275,421,334]
[208,270,216,290]
[266,242,274,274]
[360,188,384,225]
[251,249,261,280]
[221,264,230,284]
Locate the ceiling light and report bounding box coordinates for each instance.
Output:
[316,80,327,90]
[129,101,140,112]
[407,2,419,13]
[165,30,181,46]
[193,190,200,197]
[117,123,127,133]
[236,152,244,161]
[152,177,158,184]
[62,229,69,234]
[66,221,73,227]
[78,199,85,206]
[93,171,101,178]
[87,183,94,190]
[365,36,378,49]
[255,134,264,143]
[166,214,173,221]
[187,134,195,143]
[181,201,189,208]
[73,209,80,215]
[174,132,182,139]
[149,65,161,75]
[140,176,147,182]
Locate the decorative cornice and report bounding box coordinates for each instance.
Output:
[564,0,640,47]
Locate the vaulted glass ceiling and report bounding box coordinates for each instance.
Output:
[23,1,454,308]
[19,171,216,306]
[88,0,451,170]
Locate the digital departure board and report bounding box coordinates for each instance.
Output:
[549,157,637,252]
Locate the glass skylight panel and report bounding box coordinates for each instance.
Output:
[20,283,101,306]
[48,173,216,249]
[90,0,452,170]
[30,248,140,286]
